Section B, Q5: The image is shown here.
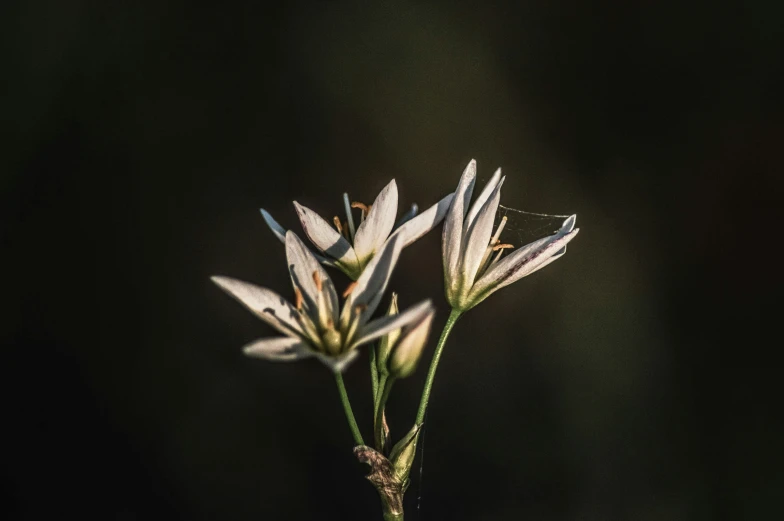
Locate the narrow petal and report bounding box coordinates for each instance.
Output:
[285,232,339,325]
[242,337,313,361]
[351,300,434,348]
[521,216,575,277]
[464,168,502,228]
[526,245,567,276]
[211,276,304,337]
[260,209,287,244]
[394,193,454,247]
[561,214,577,233]
[459,177,505,292]
[353,180,399,264]
[313,349,360,373]
[469,228,580,303]
[442,160,477,282]
[293,201,360,273]
[342,233,404,325]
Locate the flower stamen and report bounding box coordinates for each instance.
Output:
[490,216,508,246]
[312,271,323,292]
[342,281,358,298]
[351,201,371,221]
[294,287,303,310]
[333,216,344,235]
[492,243,514,251]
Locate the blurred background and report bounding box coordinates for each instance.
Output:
[3,1,782,519]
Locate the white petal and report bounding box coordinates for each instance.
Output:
[342,233,404,325]
[293,201,360,273]
[526,245,567,276]
[561,214,577,233]
[470,228,580,302]
[242,337,312,361]
[442,160,477,283]
[459,177,505,291]
[285,232,339,325]
[394,193,454,247]
[211,276,304,337]
[352,300,434,348]
[260,209,287,244]
[353,180,399,264]
[464,168,502,228]
[313,349,360,373]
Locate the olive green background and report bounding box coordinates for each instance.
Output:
[4,1,781,519]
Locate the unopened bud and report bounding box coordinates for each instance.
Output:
[389,311,434,379]
[389,423,422,483]
[376,293,400,372]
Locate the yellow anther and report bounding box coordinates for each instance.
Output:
[342,281,358,298]
[351,201,371,213]
[312,271,323,292]
[492,243,514,251]
[294,287,303,310]
[333,216,343,234]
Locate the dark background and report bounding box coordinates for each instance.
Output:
[4,1,782,520]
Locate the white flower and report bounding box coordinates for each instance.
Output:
[443,160,580,311]
[261,180,454,280]
[212,231,434,373]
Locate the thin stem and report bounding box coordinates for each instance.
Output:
[374,373,388,419]
[374,377,395,450]
[369,344,379,404]
[334,372,364,446]
[415,308,462,425]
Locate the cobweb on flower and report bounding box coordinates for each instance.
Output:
[497,204,571,247]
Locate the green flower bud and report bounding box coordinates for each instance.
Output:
[390,423,422,484]
[389,312,434,379]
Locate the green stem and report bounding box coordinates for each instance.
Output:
[415,308,463,425]
[383,512,403,521]
[369,344,379,404]
[334,372,364,446]
[374,377,395,450]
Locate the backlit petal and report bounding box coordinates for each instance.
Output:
[211,276,304,337]
[285,232,339,326]
[470,228,579,304]
[293,201,360,272]
[242,337,312,361]
[395,193,454,247]
[352,300,434,348]
[442,160,476,284]
[353,180,399,264]
[260,208,287,244]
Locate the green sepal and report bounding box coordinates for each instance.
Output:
[389,423,422,483]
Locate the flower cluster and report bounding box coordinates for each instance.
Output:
[213,160,579,373]
[211,159,580,520]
